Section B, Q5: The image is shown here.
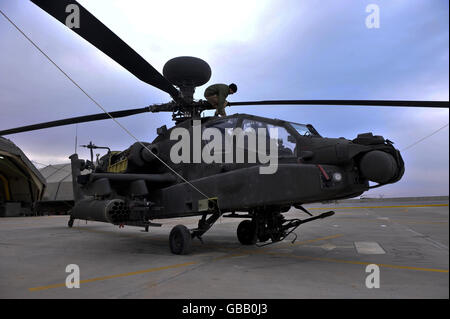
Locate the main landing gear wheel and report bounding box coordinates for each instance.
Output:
[237,220,257,245]
[169,225,192,255]
[257,233,271,243]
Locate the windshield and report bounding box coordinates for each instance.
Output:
[289,122,315,136]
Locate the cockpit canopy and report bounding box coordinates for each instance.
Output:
[201,113,320,157]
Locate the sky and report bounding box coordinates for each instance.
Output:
[0,0,448,197]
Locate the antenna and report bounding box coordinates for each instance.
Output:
[74,124,78,154]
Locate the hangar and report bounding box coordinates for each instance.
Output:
[0,137,45,216]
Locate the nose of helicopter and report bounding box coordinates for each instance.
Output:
[358,150,400,184]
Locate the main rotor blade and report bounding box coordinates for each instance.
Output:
[30,0,180,100]
[0,106,152,136]
[228,100,449,108]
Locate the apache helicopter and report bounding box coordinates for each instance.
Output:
[1,0,448,254]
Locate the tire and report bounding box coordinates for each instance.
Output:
[68,217,74,228]
[169,225,192,255]
[237,220,257,245]
[258,233,271,243]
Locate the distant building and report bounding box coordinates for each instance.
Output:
[0,137,46,217]
[39,163,73,201]
[37,163,75,215]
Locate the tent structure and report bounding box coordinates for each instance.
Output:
[36,163,75,214]
[0,137,46,216]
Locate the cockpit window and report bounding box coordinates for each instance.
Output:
[242,119,268,131]
[290,122,314,136]
[267,124,296,156]
[204,118,238,134]
[242,119,296,157]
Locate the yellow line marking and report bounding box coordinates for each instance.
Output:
[236,248,449,273]
[225,233,449,274]
[308,204,448,210]
[390,220,448,225]
[212,253,249,261]
[333,218,448,225]
[29,261,196,292]
[214,245,449,274]
[257,252,449,273]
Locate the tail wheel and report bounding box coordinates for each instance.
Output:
[169,225,192,255]
[237,220,257,245]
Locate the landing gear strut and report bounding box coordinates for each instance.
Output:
[235,207,335,247]
[68,216,74,228]
[169,199,222,255]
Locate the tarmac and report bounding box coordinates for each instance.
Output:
[0,197,448,299]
